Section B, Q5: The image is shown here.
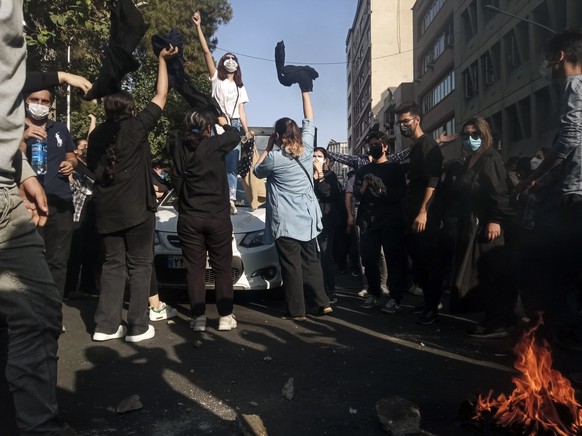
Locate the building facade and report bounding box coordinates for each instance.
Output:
[346,0,415,154]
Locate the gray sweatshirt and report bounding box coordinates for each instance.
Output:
[0,1,34,189]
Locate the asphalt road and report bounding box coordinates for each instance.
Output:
[57,273,581,435]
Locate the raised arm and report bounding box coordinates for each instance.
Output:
[302,91,313,120]
[192,11,217,78]
[151,45,179,110]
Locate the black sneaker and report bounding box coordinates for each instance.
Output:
[417,310,437,325]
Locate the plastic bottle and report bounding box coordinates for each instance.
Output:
[30,139,47,175]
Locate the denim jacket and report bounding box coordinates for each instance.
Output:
[254,119,322,243]
[554,75,582,197]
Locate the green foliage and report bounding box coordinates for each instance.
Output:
[24,0,232,159]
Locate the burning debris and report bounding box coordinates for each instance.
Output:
[460,317,582,435]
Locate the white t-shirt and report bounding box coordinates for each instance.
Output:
[211,71,249,119]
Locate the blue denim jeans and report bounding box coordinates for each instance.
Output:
[226,118,242,201]
[0,186,63,435]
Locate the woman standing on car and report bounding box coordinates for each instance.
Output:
[192,11,250,216]
[254,88,332,320]
[175,110,240,332]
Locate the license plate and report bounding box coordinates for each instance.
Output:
[168,256,186,269]
[167,256,210,269]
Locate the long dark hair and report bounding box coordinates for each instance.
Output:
[101,91,136,185]
[217,53,244,87]
[462,116,493,151]
[183,109,216,151]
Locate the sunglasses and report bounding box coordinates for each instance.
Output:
[462,132,481,140]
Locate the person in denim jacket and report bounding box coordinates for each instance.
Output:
[254,89,331,320]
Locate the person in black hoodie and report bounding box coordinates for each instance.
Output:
[175,111,240,333]
[87,45,178,343]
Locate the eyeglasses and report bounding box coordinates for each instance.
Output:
[462,132,481,140]
[396,117,417,125]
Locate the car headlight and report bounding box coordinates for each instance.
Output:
[239,230,265,248]
[154,231,161,246]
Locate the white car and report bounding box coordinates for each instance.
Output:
[154,128,282,291]
[154,189,282,291]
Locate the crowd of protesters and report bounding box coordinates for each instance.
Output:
[1,0,581,430]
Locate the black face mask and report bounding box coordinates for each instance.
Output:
[369,143,383,160]
[399,125,414,137]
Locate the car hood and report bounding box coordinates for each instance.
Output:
[155,206,266,235]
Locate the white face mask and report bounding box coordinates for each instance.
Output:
[27,102,50,120]
[314,156,325,164]
[223,58,238,73]
[530,156,543,170]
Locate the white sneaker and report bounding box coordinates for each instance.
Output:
[149,302,178,321]
[125,325,155,343]
[357,289,368,298]
[190,315,207,332]
[218,314,237,331]
[230,200,238,215]
[93,325,127,342]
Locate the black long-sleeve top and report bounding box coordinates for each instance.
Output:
[177,125,240,219]
[353,161,407,229]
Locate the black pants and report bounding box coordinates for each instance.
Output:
[94,215,154,336]
[65,198,100,295]
[41,197,74,300]
[178,214,233,317]
[317,225,336,299]
[275,237,329,316]
[407,219,444,312]
[360,224,407,302]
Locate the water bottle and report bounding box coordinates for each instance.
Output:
[31,139,47,175]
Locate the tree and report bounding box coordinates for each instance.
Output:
[23,0,232,157]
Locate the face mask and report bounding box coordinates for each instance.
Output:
[27,102,50,120]
[462,137,482,152]
[369,143,384,160]
[314,156,325,164]
[530,157,543,170]
[223,58,238,73]
[399,124,414,137]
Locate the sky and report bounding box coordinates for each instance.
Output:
[213,0,357,146]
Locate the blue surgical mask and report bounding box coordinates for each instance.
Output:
[462,137,482,152]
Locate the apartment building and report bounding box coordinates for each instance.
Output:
[346,0,415,154]
[327,140,350,181]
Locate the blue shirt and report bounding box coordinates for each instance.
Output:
[254,119,322,242]
[553,75,582,197]
[25,120,74,202]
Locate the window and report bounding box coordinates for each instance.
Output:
[505,31,520,67]
[421,70,455,113]
[462,62,478,99]
[461,1,477,41]
[419,22,453,76]
[432,117,456,140]
[421,0,447,35]
[481,52,496,85]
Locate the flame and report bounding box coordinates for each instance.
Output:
[474,317,582,435]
